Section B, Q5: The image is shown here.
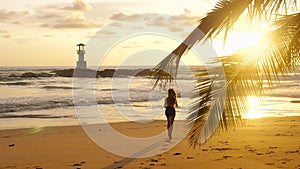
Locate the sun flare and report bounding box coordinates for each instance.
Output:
[214,31,264,56]
[245,96,264,119]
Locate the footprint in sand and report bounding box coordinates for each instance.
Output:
[274,133,293,136]
[285,150,300,154]
[223,155,233,159]
[34,166,43,169]
[214,155,233,161]
[72,161,86,167]
[150,159,159,162]
[218,141,229,145]
[1,136,10,139]
[265,162,274,166]
[173,152,182,156]
[277,158,292,163]
[265,151,275,155]
[269,146,278,149]
[212,147,237,151]
[244,145,253,149]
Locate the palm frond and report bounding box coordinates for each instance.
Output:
[152,28,205,88]
[188,54,264,146]
[188,66,227,146]
[152,0,251,86]
[273,13,300,66]
[150,0,298,145]
[152,0,296,88]
[188,12,300,146]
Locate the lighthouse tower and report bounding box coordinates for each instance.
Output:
[76,43,87,69]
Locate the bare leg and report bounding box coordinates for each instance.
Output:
[166,116,170,136]
[167,116,175,140]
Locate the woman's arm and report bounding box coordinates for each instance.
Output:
[164,98,167,107]
[175,99,178,107]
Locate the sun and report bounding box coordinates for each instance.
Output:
[213,30,264,56]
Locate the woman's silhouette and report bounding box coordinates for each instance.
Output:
[164,88,178,141]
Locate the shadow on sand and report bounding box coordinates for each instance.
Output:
[102,138,169,169]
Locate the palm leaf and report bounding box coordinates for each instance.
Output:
[152,0,251,87]
[150,0,298,145]
[188,12,300,146]
[152,0,296,87]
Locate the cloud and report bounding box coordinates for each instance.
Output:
[37,13,63,19]
[108,12,153,23]
[106,12,200,33]
[109,22,123,27]
[146,15,184,32]
[2,34,11,38]
[45,0,91,12]
[177,8,201,25]
[109,12,128,20]
[61,0,91,11]
[43,34,53,38]
[40,14,101,29]
[92,29,118,38]
[12,21,21,24]
[0,29,11,38]
[0,9,29,22]
[34,0,100,30]
[0,30,8,34]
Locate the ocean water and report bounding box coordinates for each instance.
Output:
[0,66,300,130]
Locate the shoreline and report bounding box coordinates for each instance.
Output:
[1,116,300,168]
[1,114,300,131]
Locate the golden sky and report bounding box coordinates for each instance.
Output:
[0,0,297,67]
[0,0,218,66]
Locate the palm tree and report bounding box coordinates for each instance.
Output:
[152,0,299,147]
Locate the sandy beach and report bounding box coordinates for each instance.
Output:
[1,116,300,169]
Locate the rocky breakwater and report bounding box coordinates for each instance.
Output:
[52,68,100,78]
[52,68,154,78]
[9,72,54,78]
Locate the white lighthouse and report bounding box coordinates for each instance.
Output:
[76,43,87,69]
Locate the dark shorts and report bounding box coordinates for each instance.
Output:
[165,106,176,117]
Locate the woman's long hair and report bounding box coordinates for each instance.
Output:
[167,88,176,106]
